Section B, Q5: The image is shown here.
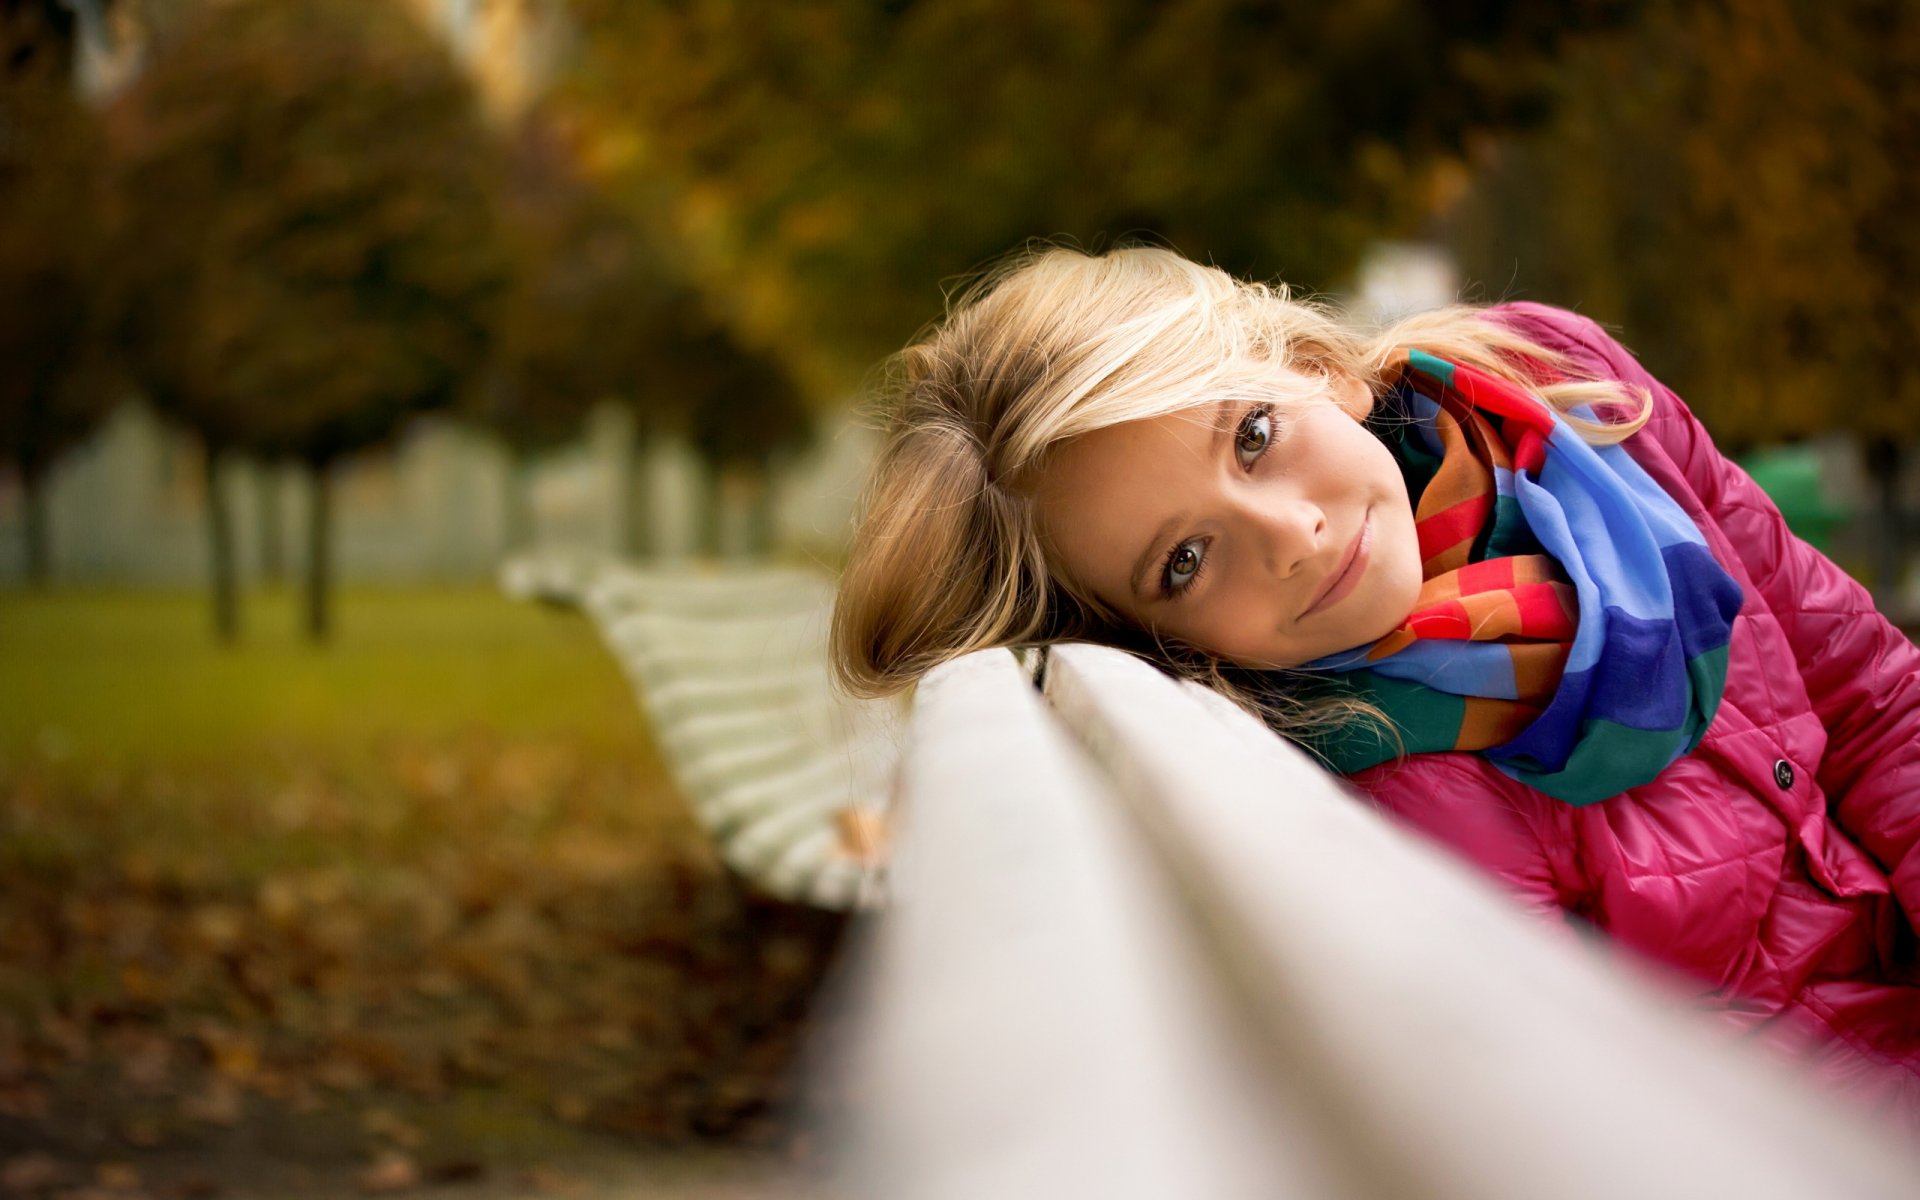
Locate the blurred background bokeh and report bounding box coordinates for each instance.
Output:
[1,0,1915,1195]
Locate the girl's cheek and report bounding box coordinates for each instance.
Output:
[1208,590,1271,665]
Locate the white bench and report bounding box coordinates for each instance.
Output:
[500,550,897,910]
[826,643,1919,1199]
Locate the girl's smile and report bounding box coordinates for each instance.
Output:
[1031,372,1424,669]
[1301,506,1372,621]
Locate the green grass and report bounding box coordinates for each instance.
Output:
[0,585,660,769]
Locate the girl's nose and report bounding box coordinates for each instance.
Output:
[1252,495,1326,581]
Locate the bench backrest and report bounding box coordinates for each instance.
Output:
[830,643,1919,1198]
[501,550,898,909]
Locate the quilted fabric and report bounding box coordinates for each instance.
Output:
[1346,302,1920,1133]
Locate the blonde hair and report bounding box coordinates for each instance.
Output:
[831,243,1646,739]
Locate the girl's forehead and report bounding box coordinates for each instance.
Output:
[1039,403,1225,503]
[1028,366,1353,483]
[1138,384,1333,437]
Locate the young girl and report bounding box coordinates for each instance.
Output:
[830,244,1920,1130]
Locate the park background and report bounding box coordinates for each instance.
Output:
[2,0,1916,1196]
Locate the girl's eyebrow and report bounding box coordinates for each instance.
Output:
[1129,511,1185,602]
[1127,402,1238,602]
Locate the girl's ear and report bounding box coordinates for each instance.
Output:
[1332,372,1375,421]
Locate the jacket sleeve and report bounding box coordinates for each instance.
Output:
[1489,303,1920,929]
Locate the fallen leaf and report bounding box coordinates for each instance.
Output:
[0,1081,52,1119]
[359,1107,424,1149]
[179,1080,242,1127]
[255,879,301,926]
[188,906,245,954]
[118,964,169,1006]
[119,1116,165,1149]
[409,969,462,999]
[315,1057,370,1092]
[35,1014,87,1063]
[155,1174,221,1200]
[3,1153,70,1192]
[191,1026,258,1083]
[520,1166,584,1196]
[354,1152,418,1195]
[94,1162,141,1190]
[117,1034,172,1092]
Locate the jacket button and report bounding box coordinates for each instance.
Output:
[1773,759,1795,789]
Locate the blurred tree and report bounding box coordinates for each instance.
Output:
[1450,0,1920,594]
[104,0,508,641]
[472,101,813,560]
[680,317,811,556]
[471,110,680,553]
[0,0,115,587]
[559,0,1643,400]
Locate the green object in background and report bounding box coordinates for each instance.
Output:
[1740,445,1851,552]
[0,587,661,769]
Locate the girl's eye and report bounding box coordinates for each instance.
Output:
[1162,538,1206,596]
[1235,405,1273,468]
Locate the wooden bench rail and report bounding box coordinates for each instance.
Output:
[829,644,1920,1199]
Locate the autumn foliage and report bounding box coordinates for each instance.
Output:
[0,2,113,586]
[560,0,1646,396]
[102,0,509,640]
[1451,0,1920,448]
[1449,0,1920,587]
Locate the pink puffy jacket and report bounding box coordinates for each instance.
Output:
[1347,303,1920,1130]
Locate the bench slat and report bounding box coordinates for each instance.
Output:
[1041,642,1918,1198]
[838,649,1343,1200]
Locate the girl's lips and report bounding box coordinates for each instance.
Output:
[1300,510,1372,620]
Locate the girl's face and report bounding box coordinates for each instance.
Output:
[1031,373,1424,668]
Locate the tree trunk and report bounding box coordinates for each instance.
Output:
[258,461,285,586]
[304,459,332,643]
[203,446,240,644]
[503,441,534,551]
[717,464,774,560]
[21,463,50,589]
[1865,437,1906,610]
[744,466,774,559]
[697,458,724,559]
[622,408,653,560]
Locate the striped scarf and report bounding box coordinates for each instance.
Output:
[1298,349,1742,806]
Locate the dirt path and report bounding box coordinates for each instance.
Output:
[215,1145,839,1200]
[1,1084,844,1200]
[4,1138,841,1200]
